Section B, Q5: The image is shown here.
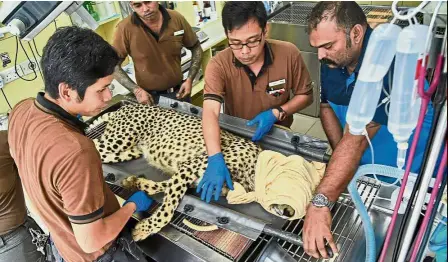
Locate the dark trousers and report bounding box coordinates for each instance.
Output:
[0,217,45,262]
[50,227,148,262]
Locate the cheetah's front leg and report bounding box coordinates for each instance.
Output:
[122,176,169,195]
[131,157,205,241]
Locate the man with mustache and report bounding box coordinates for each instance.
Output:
[198,1,314,203]
[303,2,434,259]
[113,1,203,104]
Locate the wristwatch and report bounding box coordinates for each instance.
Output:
[274,106,287,121]
[311,193,334,208]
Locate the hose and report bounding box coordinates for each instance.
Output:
[391,27,447,262]
[348,164,414,262]
[415,174,447,261]
[410,145,447,261]
[380,4,445,258]
[414,46,447,262]
[397,102,446,262]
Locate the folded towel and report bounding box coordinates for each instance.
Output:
[227,150,325,220]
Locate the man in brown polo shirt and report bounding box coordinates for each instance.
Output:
[197,2,313,203]
[8,27,153,262]
[113,1,203,104]
[0,131,44,262]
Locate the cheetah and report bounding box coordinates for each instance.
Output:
[90,103,294,241]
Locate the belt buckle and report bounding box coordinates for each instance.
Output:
[168,87,175,93]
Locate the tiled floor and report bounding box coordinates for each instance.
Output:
[290,113,328,141]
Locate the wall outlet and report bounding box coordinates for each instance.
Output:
[0,58,41,84]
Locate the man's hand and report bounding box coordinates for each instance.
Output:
[196,152,234,203]
[303,205,338,259]
[134,86,154,105]
[177,78,193,99]
[123,191,153,212]
[247,109,278,141]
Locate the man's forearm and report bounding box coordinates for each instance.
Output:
[281,92,313,115]
[114,65,138,93]
[316,134,365,201]
[202,104,222,156]
[316,122,381,201]
[187,43,203,81]
[75,203,135,253]
[320,104,343,150]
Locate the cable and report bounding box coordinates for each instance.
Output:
[28,42,43,79]
[420,1,444,77]
[391,0,429,20]
[32,39,42,57]
[414,34,448,262]
[391,26,447,262]
[410,145,447,261]
[380,3,445,261]
[14,36,37,81]
[1,88,12,110]
[415,174,448,261]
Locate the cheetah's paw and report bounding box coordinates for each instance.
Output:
[132,219,159,241]
[121,175,138,190]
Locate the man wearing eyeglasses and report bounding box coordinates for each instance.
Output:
[197,1,314,203]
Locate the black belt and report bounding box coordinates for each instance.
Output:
[149,85,181,96]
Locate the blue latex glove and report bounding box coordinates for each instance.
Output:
[196,153,234,203]
[247,109,278,141]
[123,191,153,212]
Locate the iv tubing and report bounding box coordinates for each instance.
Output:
[391,0,428,20]
[379,5,445,260]
[391,27,448,261]
[397,102,447,262]
[415,169,448,261]
[420,1,444,73]
[410,144,447,262]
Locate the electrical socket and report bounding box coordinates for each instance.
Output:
[0,58,41,84]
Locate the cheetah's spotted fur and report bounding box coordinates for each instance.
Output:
[91,103,292,241]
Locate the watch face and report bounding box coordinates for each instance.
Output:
[312,194,329,207]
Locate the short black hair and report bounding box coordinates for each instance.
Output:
[41,26,119,100]
[222,1,267,33]
[307,1,367,34]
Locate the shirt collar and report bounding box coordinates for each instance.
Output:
[131,5,171,28]
[233,41,274,69]
[354,26,373,73]
[35,92,88,133]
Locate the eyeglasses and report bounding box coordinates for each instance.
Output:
[228,34,263,50]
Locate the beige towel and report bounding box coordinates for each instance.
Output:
[227,150,325,220]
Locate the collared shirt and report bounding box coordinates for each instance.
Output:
[0,131,26,235]
[7,93,120,262]
[320,27,390,125]
[204,39,313,127]
[113,5,199,92]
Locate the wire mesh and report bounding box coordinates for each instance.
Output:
[241,180,381,262]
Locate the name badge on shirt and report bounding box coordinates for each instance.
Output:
[268,79,286,87]
[267,79,286,97]
[174,30,184,36]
